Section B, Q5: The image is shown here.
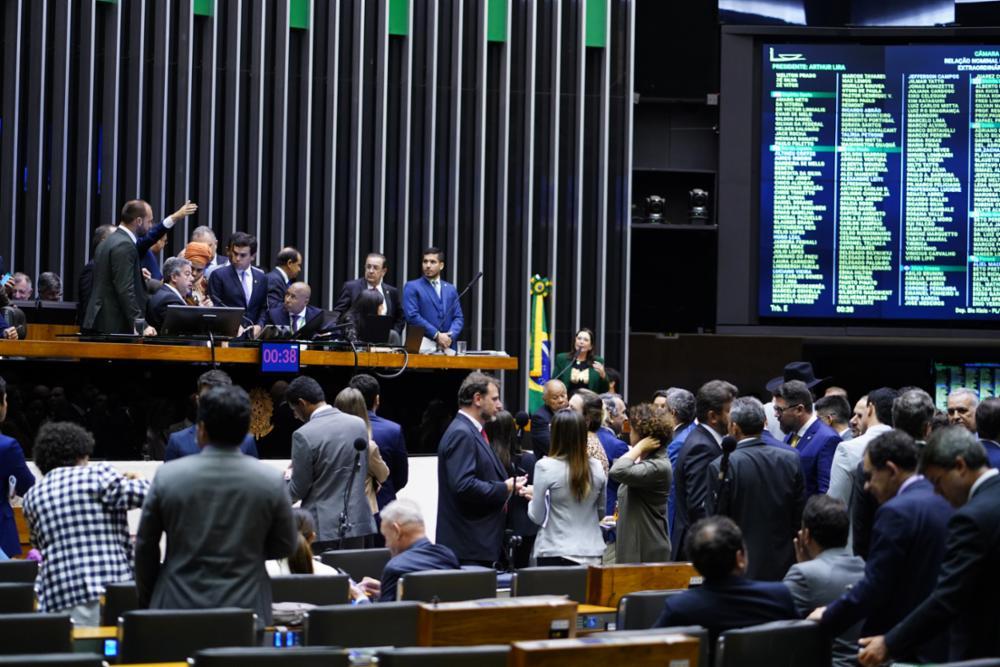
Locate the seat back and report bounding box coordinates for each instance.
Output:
[0,613,72,655]
[304,602,421,648]
[0,583,35,613]
[0,654,106,666]
[375,645,511,667]
[590,626,710,667]
[716,620,831,667]
[934,662,1000,667]
[616,589,685,630]
[318,548,391,581]
[397,569,497,602]
[118,608,256,664]
[0,559,38,583]
[511,566,588,602]
[101,582,139,626]
[191,647,350,666]
[270,574,350,605]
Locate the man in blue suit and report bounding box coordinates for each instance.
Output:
[0,376,34,557]
[813,429,952,664]
[164,370,258,461]
[136,200,198,281]
[775,380,841,495]
[402,247,463,354]
[263,282,323,334]
[146,257,193,330]
[207,231,268,330]
[974,397,1000,469]
[349,373,408,511]
[436,372,520,566]
[265,247,302,310]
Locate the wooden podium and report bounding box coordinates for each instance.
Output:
[417,596,577,646]
[511,633,700,667]
[586,563,701,607]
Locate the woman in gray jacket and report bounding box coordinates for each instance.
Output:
[523,409,606,566]
[609,402,674,563]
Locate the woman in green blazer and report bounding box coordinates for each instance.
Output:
[552,328,610,396]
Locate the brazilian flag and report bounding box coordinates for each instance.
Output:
[528,275,552,414]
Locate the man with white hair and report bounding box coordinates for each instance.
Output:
[190,225,228,278]
[947,388,979,433]
[359,498,458,602]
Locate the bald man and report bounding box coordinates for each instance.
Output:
[530,379,569,458]
[265,282,323,334]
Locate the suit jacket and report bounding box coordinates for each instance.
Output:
[783,547,866,667]
[667,422,697,539]
[136,219,170,281]
[134,445,297,627]
[265,268,290,310]
[370,412,408,509]
[530,405,554,459]
[552,353,610,394]
[786,418,841,496]
[287,407,375,541]
[886,473,1000,661]
[0,305,26,341]
[402,276,463,340]
[979,439,1000,470]
[264,304,323,330]
[83,227,146,333]
[597,426,630,516]
[435,413,509,563]
[707,438,805,581]
[207,264,268,325]
[163,425,259,461]
[822,477,952,663]
[672,424,723,560]
[849,458,877,559]
[379,537,459,602]
[0,435,34,557]
[77,260,96,325]
[146,285,185,331]
[332,279,405,335]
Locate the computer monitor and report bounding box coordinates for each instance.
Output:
[161,305,245,338]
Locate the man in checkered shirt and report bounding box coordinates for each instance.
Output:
[23,422,149,626]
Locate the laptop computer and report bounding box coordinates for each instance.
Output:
[404,325,425,353]
[356,314,394,344]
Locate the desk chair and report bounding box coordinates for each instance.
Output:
[270,574,350,605]
[100,582,139,626]
[616,589,685,630]
[590,626,710,667]
[397,569,496,602]
[0,583,34,613]
[716,620,831,667]
[318,548,391,581]
[0,655,106,666]
[191,647,350,666]
[0,560,38,583]
[0,614,72,655]
[511,566,588,602]
[117,608,256,664]
[304,602,421,648]
[375,645,511,667]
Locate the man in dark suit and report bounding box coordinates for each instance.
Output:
[859,427,1000,665]
[402,247,463,354]
[146,257,193,331]
[134,385,297,628]
[163,370,258,460]
[358,498,459,602]
[265,247,302,310]
[83,200,157,335]
[77,225,116,325]
[207,231,268,330]
[264,282,323,333]
[708,396,804,581]
[190,225,229,278]
[349,373,408,511]
[332,253,405,341]
[974,397,1000,469]
[672,379,738,560]
[813,430,952,664]
[0,376,34,557]
[530,379,568,458]
[654,516,797,650]
[775,379,841,496]
[135,200,198,282]
[436,372,521,566]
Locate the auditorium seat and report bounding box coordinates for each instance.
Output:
[304,602,421,648]
[318,548,391,581]
[375,645,511,666]
[0,583,35,613]
[117,608,256,664]
[0,560,38,583]
[100,582,139,626]
[615,589,685,630]
[715,620,831,667]
[0,655,106,666]
[935,661,1000,667]
[191,647,350,666]
[0,614,72,655]
[270,574,350,605]
[590,627,710,667]
[397,569,497,602]
[511,566,588,602]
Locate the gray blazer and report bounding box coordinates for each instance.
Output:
[288,407,375,541]
[528,456,607,561]
[609,444,672,563]
[134,446,297,627]
[783,547,866,667]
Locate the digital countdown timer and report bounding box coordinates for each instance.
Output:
[260,342,300,373]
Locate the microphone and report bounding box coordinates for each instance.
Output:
[514,411,530,431]
[438,271,484,339]
[716,435,738,516]
[353,437,368,452]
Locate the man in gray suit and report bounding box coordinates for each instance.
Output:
[134,385,297,627]
[784,495,865,667]
[285,376,374,551]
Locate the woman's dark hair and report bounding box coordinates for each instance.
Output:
[550,409,591,502]
[575,389,604,432]
[350,288,384,316]
[485,410,518,472]
[573,328,596,363]
[35,422,95,475]
[287,509,318,574]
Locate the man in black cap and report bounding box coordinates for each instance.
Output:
[763,362,829,440]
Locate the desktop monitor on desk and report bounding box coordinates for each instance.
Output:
[161,305,244,338]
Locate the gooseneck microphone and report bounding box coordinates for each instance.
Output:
[338,436,370,549]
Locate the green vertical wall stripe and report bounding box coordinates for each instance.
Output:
[193,0,214,17]
[289,0,309,30]
[585,0,607,47]
[487,0,507,42]
[389,0,409,36]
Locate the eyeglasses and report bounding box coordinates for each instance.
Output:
[773,403,803,416]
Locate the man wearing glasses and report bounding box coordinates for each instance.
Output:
[774,380,842,496]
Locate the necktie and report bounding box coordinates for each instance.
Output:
[242,270,252,304]
[789,434,800,448]
[432,279,441,299]
[481,428,490,445]
[292,313,301,333]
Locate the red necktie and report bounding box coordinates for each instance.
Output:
[481,428,490,444]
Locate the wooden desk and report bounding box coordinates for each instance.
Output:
[73,626,117,640]
[576,604,617,635]
[14,507,28,553]
[417,596,577,646]
[586,563,701,607]
[511,634,700,667]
